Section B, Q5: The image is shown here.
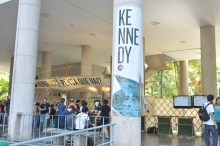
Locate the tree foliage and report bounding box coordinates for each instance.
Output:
[188,60,201,95]
[145,61,180,98]
[0,72,9,101]
[145,60,202,98]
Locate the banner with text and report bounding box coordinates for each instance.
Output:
[35,76,110,90]
[111,6,144,117]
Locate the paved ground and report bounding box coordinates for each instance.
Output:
[141,133,206,146]
[5,130,217,146]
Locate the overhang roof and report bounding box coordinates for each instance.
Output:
[0,0,220,72]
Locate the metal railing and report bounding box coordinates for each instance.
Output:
[0,113,114,146]
[10,123,116,146]
[0,113,9,139]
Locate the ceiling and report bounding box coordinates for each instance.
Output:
[1,0,220,72]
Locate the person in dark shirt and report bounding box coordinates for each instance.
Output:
[76,100,80,114]
[49,104,56,128]
[39,98,49,129]
[97,99,111,141]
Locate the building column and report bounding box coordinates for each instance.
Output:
[41,51,52,79]
[9,0,41,141]
[111,0,143,145]
[200,26,217,96]
[80,45,92,99]
[179,60,188,95]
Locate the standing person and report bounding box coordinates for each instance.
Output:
[66,106,93,144]
[75,106,93,130]
[0,100,4,124]
[39,98,49,130]
[58,98,66,115]
[54,101,59,111]
[96,102,101,111]
[97,99,111,141]
[80,100,86,112]
[58,98,66,129]
[75,100,80,114]
[214,97,220,136]
[33,102,40,129]
[49,104,56,128]
[4,95,10,124]
[203,94,218,146]
[67,99,77,114]
[80,100,89,113]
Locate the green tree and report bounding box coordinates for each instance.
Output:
[145,61,179,98]
[145,59,220,98]
[188,60,201,95]
[0,72,9,101]
[162,61,179,98]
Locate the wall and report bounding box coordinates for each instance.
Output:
[144,98,202,133]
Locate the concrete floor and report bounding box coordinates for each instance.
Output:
[141,133,206,146]
[8,130,217,146]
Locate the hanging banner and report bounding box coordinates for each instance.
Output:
[35,76,110,90]
[111,6,144,117]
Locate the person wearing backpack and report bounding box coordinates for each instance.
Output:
[214,97,220,135]
[203,94,218,146]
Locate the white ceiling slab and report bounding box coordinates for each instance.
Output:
[1,0,220,72]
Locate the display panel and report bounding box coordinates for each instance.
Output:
[173,96,192,108]
[193,95,207,108]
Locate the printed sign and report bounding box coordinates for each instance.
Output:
[35,76,110,90]
[111,6,144,117]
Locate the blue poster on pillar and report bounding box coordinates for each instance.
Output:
[112,75,143,117]
[111,5,144,117]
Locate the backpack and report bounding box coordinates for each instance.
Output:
[198,103,211,121]
[147,126,157,134]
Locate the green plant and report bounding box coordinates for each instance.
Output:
[2,133,10,141]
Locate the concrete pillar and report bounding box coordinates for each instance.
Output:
[111,0,143,145]
[80,45,92,99]
[81,45,92,75]
[179,61,188,95]
[41,51,52,79]
[200,26,217,96]
[9,0,41,141]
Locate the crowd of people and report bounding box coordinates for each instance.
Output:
[33,98,111,144]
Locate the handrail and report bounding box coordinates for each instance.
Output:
[10,123,116,146]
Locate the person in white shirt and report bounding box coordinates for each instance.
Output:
[66,106,93,144]
[203,94,218,146]
[75,106,93,130]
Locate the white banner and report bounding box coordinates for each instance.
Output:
[111,6,144,117]
[35,76,110,91]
